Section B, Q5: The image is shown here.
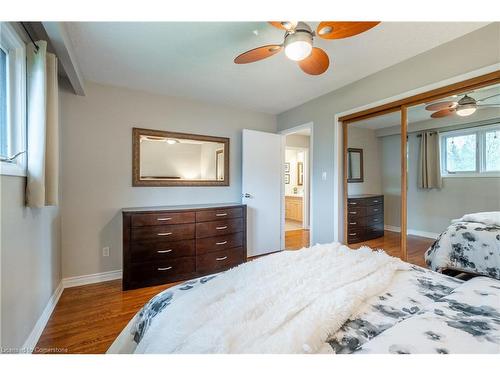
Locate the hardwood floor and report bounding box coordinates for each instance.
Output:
[349,230,435,267]
[35,280,179,354]
[36,230,433,354]
[285,229,310,250]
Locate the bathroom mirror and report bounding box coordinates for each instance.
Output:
[132,128,229,186]
[347,148,364,182]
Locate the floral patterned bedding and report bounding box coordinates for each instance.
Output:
[425,221,500,279]
[107,262,500,354]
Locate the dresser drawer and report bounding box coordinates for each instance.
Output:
[196,232,243,254]
[196,248,245,274]
[347,206,366,219]
[365,196,383,206]
[196,218,244,239]
[130,239,195,263]
[129,257,196,283]
[346,227,365,244]
[366,204,383,216]
[131,223,195,241]
[347,199,364,208]
[365,224,384,240]
[365,214,383,227]
[347,216,365,227]
[196,207,243,222]
[131,211,195,227]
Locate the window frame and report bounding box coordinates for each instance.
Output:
[440,123,500,178]
[0,22,27,177]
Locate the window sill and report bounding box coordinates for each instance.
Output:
[442,173,500,178]
[0,161,26,177]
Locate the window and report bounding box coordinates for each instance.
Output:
[441,124,500,177]
[0,22,26,176]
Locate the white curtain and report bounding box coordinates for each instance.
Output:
[25,41,59,207]
[418,131,442,189]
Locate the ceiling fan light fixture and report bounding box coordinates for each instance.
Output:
[284,31,313,61]
[456,105,477,117]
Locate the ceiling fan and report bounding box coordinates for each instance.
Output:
[425,92,500,118]
[234,21,380,75]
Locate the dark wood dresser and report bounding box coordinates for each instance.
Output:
[122,203,247,290]
[346,194,384,244]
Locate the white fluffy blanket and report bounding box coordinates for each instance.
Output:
[135,243,407,354]
[451,211,500,227]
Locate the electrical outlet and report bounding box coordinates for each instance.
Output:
[322,172,327,181]
[102,247,110,257]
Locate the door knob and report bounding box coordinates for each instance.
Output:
[243,193,252,198]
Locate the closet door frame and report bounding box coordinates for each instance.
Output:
[341,70,500,261]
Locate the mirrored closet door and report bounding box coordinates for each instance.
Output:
[343,109,406,260]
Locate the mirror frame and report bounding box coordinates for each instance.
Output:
[347,148,364,183]
[132,127,230,187]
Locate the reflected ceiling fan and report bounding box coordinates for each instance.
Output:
[234,21,380,75]
[425,92,500,118]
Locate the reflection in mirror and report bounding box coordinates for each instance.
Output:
[133,128,229,186]
[406,82,500,270]
[347,148,363,182]
[346,110,402,259]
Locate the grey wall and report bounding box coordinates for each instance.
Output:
[379,135,402,228]
[406,133,500,233]
[60,81,276,278]
[277,23,500,243]
[347,126,382,196]
[1,177,61,349]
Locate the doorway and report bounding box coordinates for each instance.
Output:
[281,124,312,250]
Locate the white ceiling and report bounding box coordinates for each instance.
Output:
[65,22,489,114]
[351,83,500,130]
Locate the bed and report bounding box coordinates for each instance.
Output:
[108,243,500,354]
[424,212,500,280]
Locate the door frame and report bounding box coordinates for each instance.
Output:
[333,65,500,260]
[280,122,314,249]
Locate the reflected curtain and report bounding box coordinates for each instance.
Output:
[26,41,59,207]
[418,131,442,189]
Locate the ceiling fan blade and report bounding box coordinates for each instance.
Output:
[234,45,282,64]
[425,101,458,111]
[477,92,500,102]
[298,47,330,75]
[316,22,380,39]
[431,109,455,118]
[269,21,297,31]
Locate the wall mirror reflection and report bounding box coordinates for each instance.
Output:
[132,128,229,186]
[347,148,364,182]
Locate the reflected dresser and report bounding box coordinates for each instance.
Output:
[122,203,247,290]
[346,194,384,244]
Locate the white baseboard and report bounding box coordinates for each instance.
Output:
[384,225,439,239]
[21,281,64,354]
[62,269,122,288]
[19,269,123,353]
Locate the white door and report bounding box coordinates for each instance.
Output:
[242,129,282,257]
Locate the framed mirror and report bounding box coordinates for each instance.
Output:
[132,128,230,186]
[347,148,364,183]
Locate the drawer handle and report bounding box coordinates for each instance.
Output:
[157,217,172,221]
[348,202,357,205]
[349,222,357,225]
[157,249,172,253]
[215,213,228,217]
[216,256,228,261]
[157,266,172,271]
[373,200,379,203]
[157,232,172,236]
[216,241,228,245]
[373,219,379,222]
[216,226,228,230]
[349,233,357,236]
[373,209,379,212]
[349,211,357,215]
